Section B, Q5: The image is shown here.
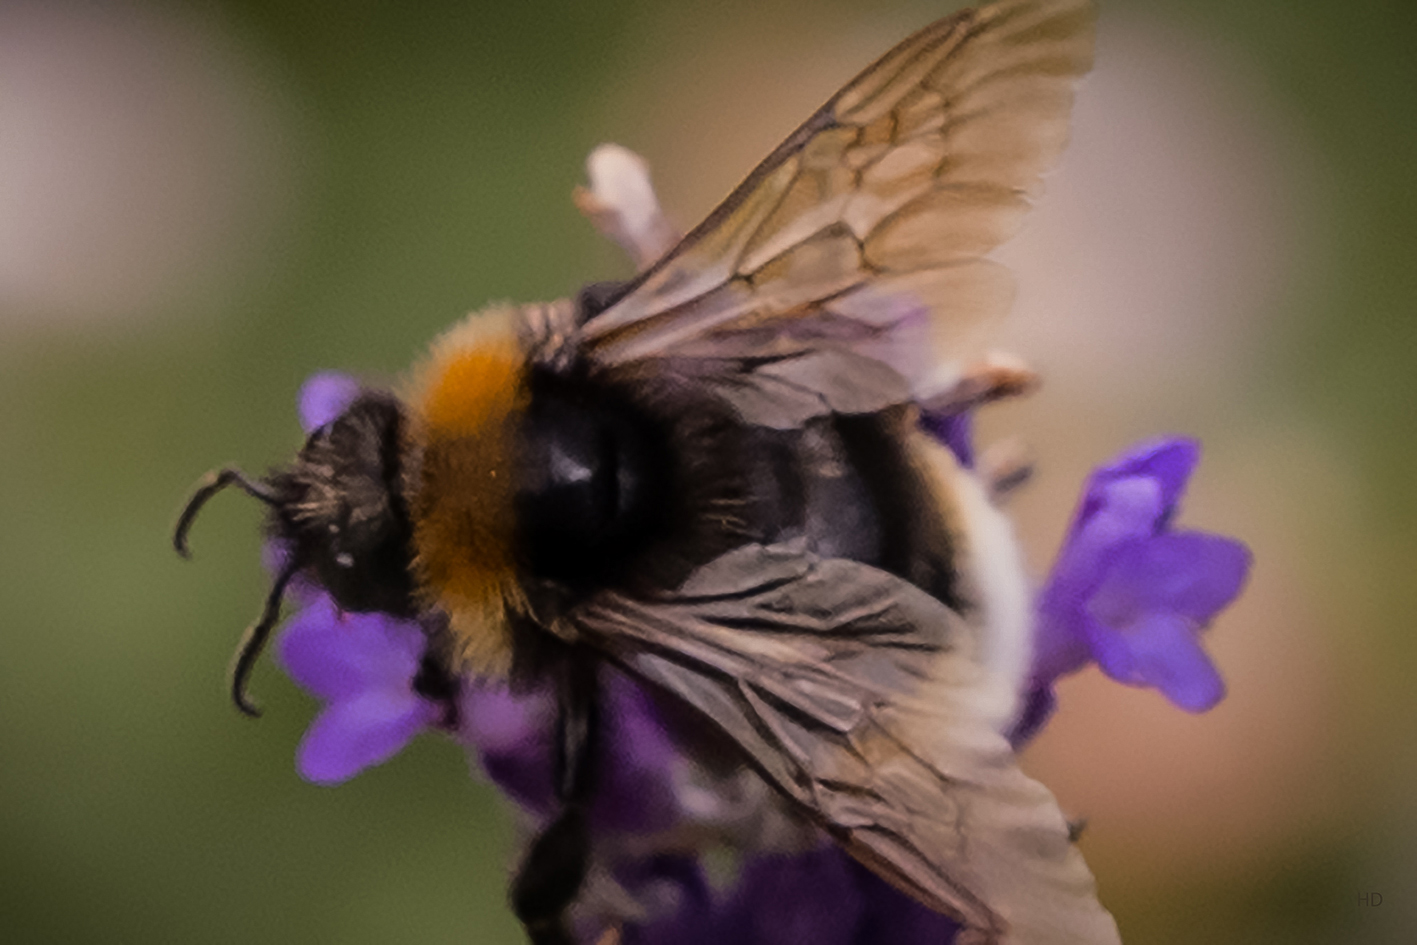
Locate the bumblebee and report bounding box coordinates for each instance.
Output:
[176,1,1120,942]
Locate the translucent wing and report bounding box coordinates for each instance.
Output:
[572,542,1120,945]
[577,0,1095,401]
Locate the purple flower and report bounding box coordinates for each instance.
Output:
[921,411,974,468]
[278,596,444,784]
[616,855,718,945]
[623,845,960,945]
[848,855,963,945]
[683,846,865,945]
[462,684,894,943]
[298,370,361,431]
[459,669,686,835]
[1014,437,1252,743]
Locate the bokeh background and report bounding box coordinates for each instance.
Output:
[2,0,1413,942]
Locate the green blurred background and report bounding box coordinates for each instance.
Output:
[2,0,1413,942]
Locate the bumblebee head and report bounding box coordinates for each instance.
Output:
[268,391,417,617]
[176,307,669,711]
[174,388,416,716]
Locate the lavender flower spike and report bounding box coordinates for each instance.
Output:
[1026,438,1251,729]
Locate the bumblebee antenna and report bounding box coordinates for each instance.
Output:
[230,560,299,718]
[173,466,278,559]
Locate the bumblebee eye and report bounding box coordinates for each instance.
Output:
[516,391,653,584]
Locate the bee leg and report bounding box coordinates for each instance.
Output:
[512,809,591,945]
[978,437,1035,503]
[510,655,599,945]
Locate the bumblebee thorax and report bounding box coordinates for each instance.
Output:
[406,305,530,674]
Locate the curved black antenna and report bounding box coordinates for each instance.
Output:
[229,559,299,718]
[173,466,278,559]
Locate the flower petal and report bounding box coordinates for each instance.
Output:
[1087,532,1252,626]
[1028,607,1094,689]
[460,670,699,833]
[1086,437,1198,518]
[921,411,974,468]
[718,847,864,945]
[849,852,962,944]
[619,855,716,945]
[1086,612,1226,712]
[595,671,686,833]
[459,682,558,815]
[1034,442,1205,686]
[1048,475,1166,604]
[278,597,425,701]
[1033,477,1168,684]
[297,689,439,785]
[578,143,681,271]
[298,371,360,432]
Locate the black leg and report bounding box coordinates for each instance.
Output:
[510,654,599,945]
